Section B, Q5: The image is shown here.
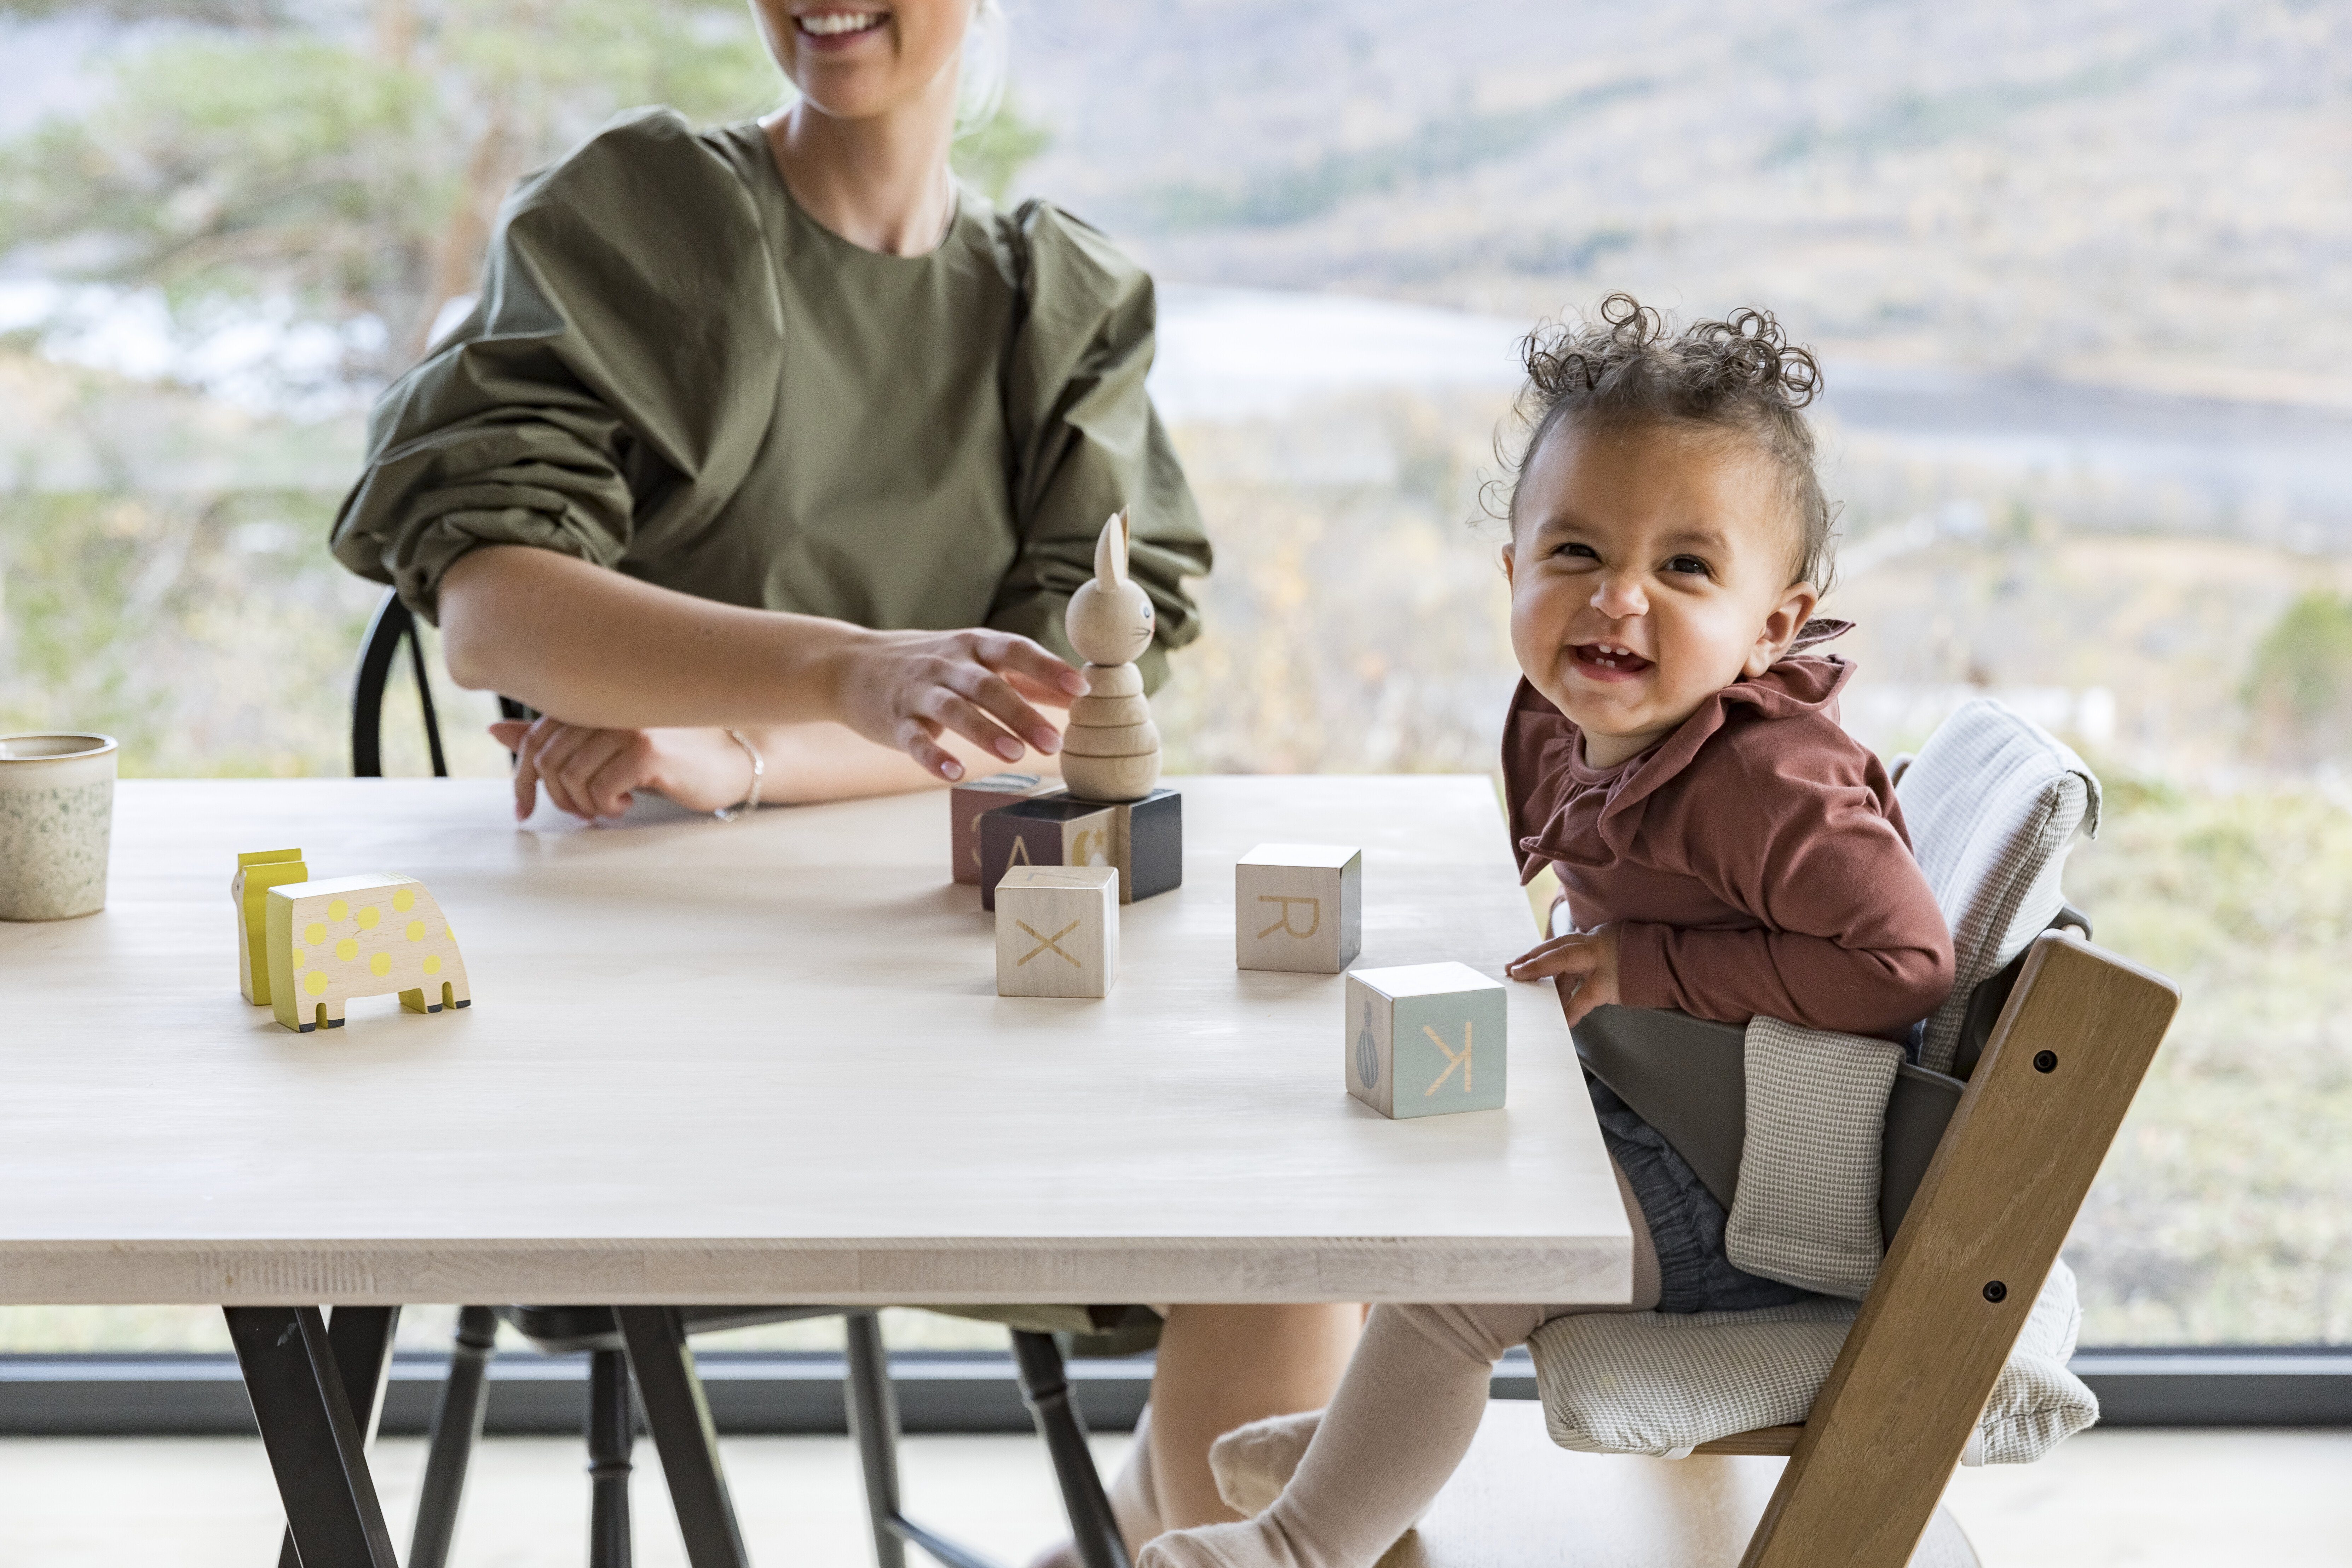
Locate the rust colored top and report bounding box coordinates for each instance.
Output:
[1503,656,1955,1040]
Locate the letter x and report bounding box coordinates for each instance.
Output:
[1423,1022,1472,1096]
[1016,920,1083,968]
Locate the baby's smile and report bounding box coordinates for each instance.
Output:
[1570,641,1653,681]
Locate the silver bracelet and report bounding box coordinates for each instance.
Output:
[713,727,764,822]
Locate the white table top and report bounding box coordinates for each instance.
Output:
[0,777,1630,1307]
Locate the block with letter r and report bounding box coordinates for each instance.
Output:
[1344,962,1507,1119]
[1236,842,1360,973]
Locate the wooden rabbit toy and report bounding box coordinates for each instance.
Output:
[1061,511,1161,802]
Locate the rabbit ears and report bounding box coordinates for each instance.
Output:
[1094,509,1131,588]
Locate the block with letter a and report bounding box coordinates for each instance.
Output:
[1236,843,1361,973]
[1344,962,1507,1118]
[978,796,1117,911]
[995,866,1120,999]
[950,773,1055,886]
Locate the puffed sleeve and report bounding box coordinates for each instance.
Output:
[330,108,783,622]
[992,201,1212,691]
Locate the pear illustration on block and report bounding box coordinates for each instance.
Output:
[1061,510,1161,802]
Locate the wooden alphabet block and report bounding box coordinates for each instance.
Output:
[950,772,1055,885]
[979,796,1117,911]
[1236,843,1360,973]
[231,847,308,1004]
[1344,962,1507,1118]
[264,873,471,1033]
[1108,787,1182,904]
[995,866,1120,999]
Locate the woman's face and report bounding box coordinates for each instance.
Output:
[751,1,972,120]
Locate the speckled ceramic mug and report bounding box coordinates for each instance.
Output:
[0,733,117,921]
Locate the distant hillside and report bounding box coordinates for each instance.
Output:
[1004,0,2352,404]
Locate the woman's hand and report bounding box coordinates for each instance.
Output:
[489,720,753,822]
[825,627,1088,782]
[1506,924,1621,1027]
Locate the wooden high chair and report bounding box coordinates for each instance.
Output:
[1381,700,2180,1567]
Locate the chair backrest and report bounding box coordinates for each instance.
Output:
[1895,698,2102,1076]
[352,589,449,779]
[352,587,532,778]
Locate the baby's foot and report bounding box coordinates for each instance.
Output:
[1209,1408,1325,1516]
[1136,1516,1307,1568]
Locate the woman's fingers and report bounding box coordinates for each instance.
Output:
[944,662,1061,755]
[896,716,963,782]
[566,730,645,820]
[923,687,1026,762]
[980,631,1089,700]
[529,721,603,820]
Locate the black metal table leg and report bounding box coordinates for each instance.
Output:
[615,1305,750,1568]
[273,1306,402,1568]
[588,1346,636,1568]
[409,1304,498,1568]
[844,1313,910,1568]
[1012,1332,1129,1568]
[225,1306,400,1568]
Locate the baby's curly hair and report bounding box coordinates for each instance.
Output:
[1500,294,1836,594]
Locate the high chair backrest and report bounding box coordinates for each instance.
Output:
[1895,698,2102,1076]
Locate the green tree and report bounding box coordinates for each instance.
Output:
[2244,590,2352,769]
[0,0,1050,384]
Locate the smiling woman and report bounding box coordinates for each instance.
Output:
[323,0,1362,1551]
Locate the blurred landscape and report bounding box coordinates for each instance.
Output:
[2,0,2348,1349]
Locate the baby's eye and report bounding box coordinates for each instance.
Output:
[1664,555,1713,578]
[1553,542,1600,562]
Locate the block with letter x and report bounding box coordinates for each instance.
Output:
[1343,961,1507,1118]
[995,865,1120,999]
[1236,842,1361,973]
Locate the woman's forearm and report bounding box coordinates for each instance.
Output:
[439,545,862,728]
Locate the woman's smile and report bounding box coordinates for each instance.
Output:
[795,7,890,47]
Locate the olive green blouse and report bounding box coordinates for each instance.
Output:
[331,109,1211,686]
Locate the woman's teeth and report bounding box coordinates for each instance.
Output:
[800,10,886,35]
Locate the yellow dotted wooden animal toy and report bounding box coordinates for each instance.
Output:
[260,872,471,1032]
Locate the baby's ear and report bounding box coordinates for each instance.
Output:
[1746,581,1821,676]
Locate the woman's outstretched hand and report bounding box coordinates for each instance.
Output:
[489,720,751,822]
[827,627,1088,782]
[1506,924,1622,1026]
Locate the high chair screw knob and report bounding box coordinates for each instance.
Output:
[1983,1280,2008,1303]
[2034,1050,2059,1073]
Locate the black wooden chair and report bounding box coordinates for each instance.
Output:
[341,589,1130,1568]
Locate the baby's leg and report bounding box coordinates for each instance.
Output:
[1141,1161,1662,1568]
[1137,1300,1549,1568]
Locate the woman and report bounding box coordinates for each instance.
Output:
[330,0,1360,1547]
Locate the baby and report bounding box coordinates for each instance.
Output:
[1137,296,1955,1568]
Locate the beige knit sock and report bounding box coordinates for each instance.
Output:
[1209,1408,1323,1517]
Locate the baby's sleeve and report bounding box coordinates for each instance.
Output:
[1613,740,1955,1039]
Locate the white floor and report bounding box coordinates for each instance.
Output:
[0,1428,2345,1567]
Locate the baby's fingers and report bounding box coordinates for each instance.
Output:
[1506,934,1598,980]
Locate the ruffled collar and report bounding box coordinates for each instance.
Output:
[1509,645,1856,881]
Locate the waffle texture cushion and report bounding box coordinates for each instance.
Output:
[1896,698,2100,1075]
[1725,1016,1904,1299]
[1532,1262,2095,1462]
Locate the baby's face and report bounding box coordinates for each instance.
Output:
[1504,421,1818,768]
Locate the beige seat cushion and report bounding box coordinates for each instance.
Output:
[1530,1261,2095,1465]
[1374,1399,1979,1567]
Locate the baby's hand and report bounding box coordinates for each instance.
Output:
[1506,924,1621,1027]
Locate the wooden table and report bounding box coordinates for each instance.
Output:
[0,775,1629,1566]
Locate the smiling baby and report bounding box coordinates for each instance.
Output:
[1137,297,1955,1568]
